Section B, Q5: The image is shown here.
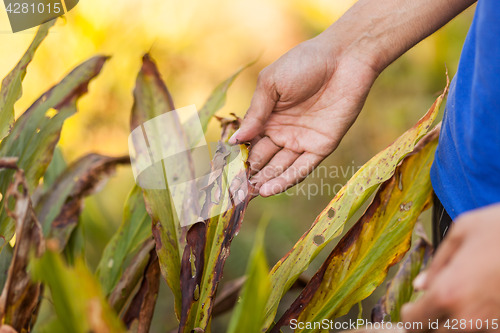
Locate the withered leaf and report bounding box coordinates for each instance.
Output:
[122,248,161,333]
[179,222,206,332]
[263,77,449,331]
[0,56,109,247]
[36,154,130,249]
[372,237,433,322]
[272,128,439,332]
[108,239,155,314]
[179,122,250,332]
[0,164,44,331]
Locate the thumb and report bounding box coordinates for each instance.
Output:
[229,79,276,144]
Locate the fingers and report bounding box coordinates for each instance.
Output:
[229,75,277,145]
[247,136,281,174]
[0,325,16,333]
[248,134,263,148]
[402,293,446,333]
[403,225,468,332]
[412,271,428,291]
[250,148,300,189]
[416,223,465,290]
[259,152,324,197]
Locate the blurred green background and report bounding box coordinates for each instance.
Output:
[0,0,475,331]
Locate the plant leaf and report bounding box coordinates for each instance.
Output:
[262,79,449,330]
[36,154,129,249]
[97,185,151,296]
[130,57,251,323]
[0,20,55,140]
[178,222,206,332]
[177,117,250,332]
[181,64,251,154]
[0,163,44,331]
[211,276,246,318]
[227,215,271,333]
[130,54,185,319]
[108,239,155,314]
[212,274,309,318]
[271,130,439,332]
[0,247,13,294]
[372,237,433,322]
[42,146,67,191]
[30,247,125,333]
[122,249,161,333]
[198,63,253,132]
[62,220,85,265]
[0,56,109,247]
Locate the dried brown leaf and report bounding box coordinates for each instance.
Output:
[109,239,155,313]
[0,167,44,331]
[36,154,129,248]
[122,249,161,333]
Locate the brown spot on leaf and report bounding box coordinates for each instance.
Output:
[400,202,413,212]
[313,235,325,246]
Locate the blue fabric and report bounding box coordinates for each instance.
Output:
[430,0,500,219]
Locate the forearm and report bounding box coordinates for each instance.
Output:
[319,0,477,73]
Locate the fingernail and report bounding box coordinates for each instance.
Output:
[259,183,270,197]
[400,303,412,318]
[228,129,241,145]
[413,272,427,291]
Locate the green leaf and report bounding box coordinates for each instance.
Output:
[30,249,125,333]
[262,79,449,331]
[63,221,85,266]
[130,54,184,318]
[0,20,55,140]
[97,185,151,296]
[42,146,67,191]
[0,56,109,247]
[0,246,13,293]
[227,215,271,333]
[372,237,433,322]
[180,63,252,152]
[198,62,253,132]
[271,129,439,332]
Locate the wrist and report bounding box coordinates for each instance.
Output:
[315,21,388,77]
[312,25,382,88]
[317,0,476,75]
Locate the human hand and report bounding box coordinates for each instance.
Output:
[229,0,476,197]
[229,36,378,197]
[402,204,500,332]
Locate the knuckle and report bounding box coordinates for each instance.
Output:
[257,70,269,86]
